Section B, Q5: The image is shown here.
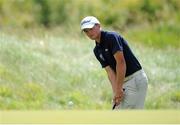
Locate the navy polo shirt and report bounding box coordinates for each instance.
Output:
[93,31,142,77]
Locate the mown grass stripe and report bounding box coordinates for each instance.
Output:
[0,110,179,124]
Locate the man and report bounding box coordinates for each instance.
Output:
[80,16,148,109]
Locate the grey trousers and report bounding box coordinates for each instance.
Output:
[115,69,148,109]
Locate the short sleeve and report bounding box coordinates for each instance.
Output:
[93,46,109,68]
[108,33,123,55]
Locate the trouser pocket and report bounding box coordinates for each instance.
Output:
[134,72,148,108]
[120,78,138,108]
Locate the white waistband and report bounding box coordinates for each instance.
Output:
[124,69,143,82]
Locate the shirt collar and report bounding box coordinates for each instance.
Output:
[95,30,105,46]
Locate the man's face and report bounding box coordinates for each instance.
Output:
[83,24,100,40]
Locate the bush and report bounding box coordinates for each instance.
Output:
[33,0,50,27]
[0,0,179,28]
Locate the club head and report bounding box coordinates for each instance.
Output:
[112,103,116,110]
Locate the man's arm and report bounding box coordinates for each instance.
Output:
[105,66,116,95]
[104,51,126,105]
[113,51,126,105]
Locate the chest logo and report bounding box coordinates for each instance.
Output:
[105,49,108,52]
[99,54,105,61]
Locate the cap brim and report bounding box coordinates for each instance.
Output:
[81,23,95,30]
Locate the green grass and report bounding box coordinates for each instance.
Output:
[125,22,180,49]
[0,32,111,109]
[0,27,179,109]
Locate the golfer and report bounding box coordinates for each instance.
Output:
[80,16,148,109]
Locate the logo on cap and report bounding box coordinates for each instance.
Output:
[81,19,91,25]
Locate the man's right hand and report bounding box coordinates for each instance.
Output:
[113,88,124,106]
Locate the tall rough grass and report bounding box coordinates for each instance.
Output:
[0,29,179,109]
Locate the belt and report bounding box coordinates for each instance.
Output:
[124,69,143,82]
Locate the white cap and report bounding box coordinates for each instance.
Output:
[80,16,100,30]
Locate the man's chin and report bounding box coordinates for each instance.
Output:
[89,37,95,40]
